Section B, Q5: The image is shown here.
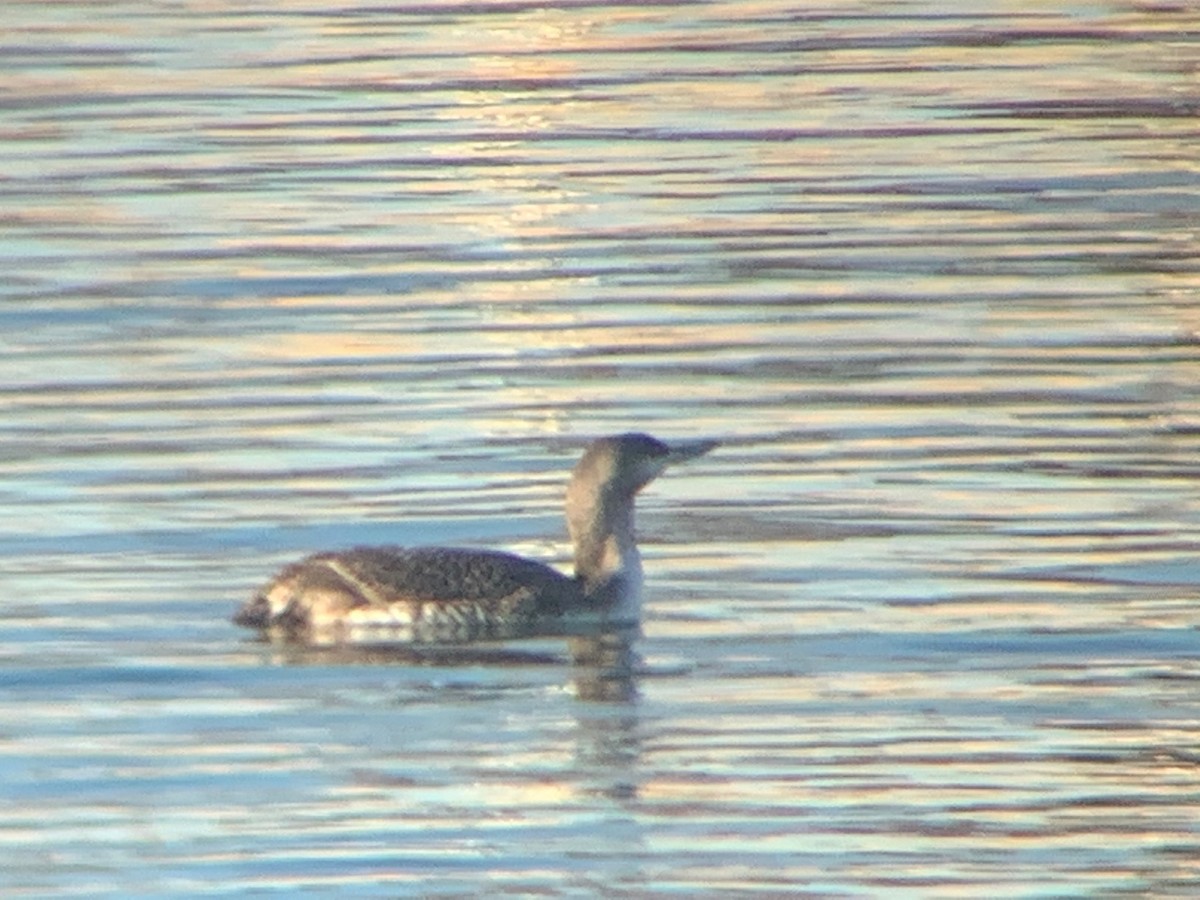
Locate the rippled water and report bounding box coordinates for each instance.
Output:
[3,1,1199,896]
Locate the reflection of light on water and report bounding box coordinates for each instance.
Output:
[4,0,1200,895]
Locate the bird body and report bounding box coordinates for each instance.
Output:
[234,433,715,644]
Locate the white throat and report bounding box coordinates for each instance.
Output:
[568,496,644,620]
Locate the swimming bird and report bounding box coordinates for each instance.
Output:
[233,433,716,644]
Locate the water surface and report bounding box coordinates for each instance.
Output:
[2,1,1199,896]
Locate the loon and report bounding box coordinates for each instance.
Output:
[234,432,716,644]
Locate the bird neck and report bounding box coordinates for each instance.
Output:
[567,497,644,613]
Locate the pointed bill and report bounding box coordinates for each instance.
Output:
[663,438,718,465]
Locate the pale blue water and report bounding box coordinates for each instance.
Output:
[2,1,1199,896]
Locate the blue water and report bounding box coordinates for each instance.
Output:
[3,1,1199,896]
